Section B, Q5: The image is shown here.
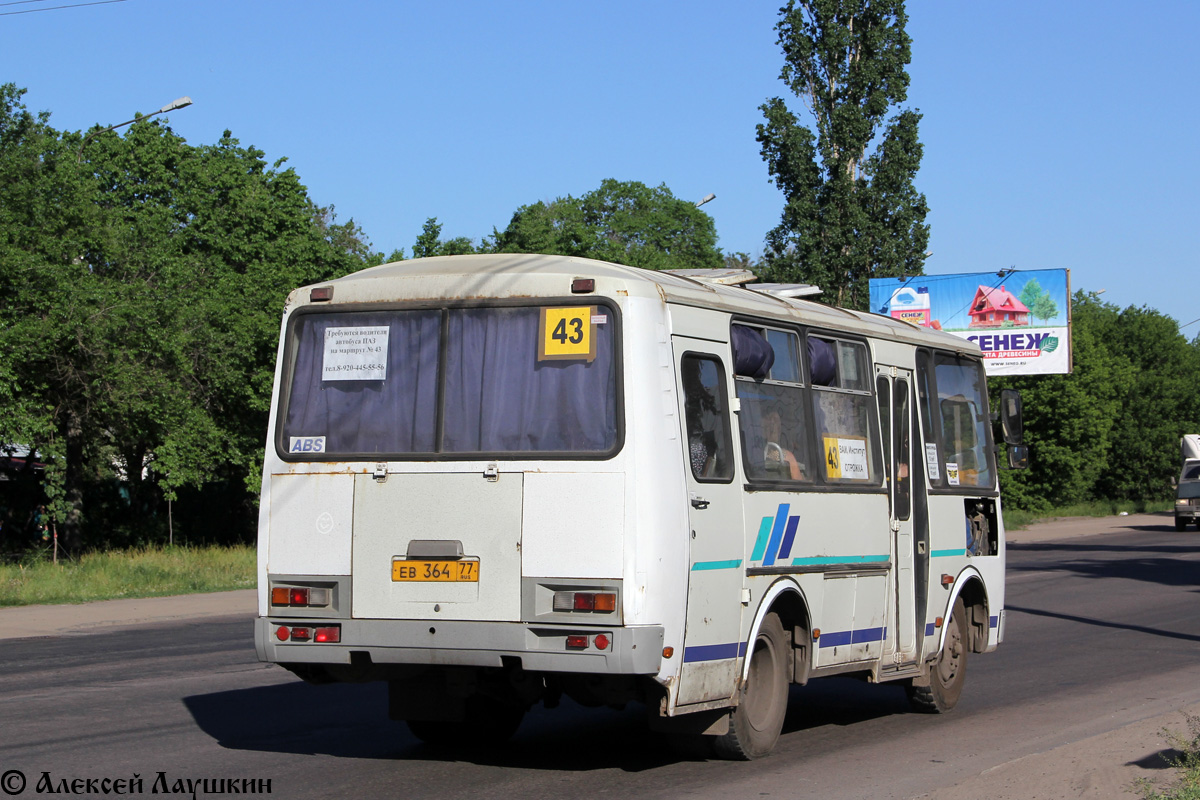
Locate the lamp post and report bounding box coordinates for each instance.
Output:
[77,96,193,161]
[695,193,715,208]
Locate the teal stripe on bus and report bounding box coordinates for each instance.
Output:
[930,548,967,558]
[750,516,773,561]
[790,554,889,566]
[692,559,743,571]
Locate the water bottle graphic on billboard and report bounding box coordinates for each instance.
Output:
[888,286,931,326]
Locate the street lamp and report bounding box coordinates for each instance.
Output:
[77,96,193,160]
[695,193,716,208]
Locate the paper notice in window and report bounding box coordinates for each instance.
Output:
[323,326,389,381]
[925,442,940,480]
[946,462,960,486]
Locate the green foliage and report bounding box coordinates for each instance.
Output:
[411,217,477,258]
[1136,714,1200,800]
[0,84,375,549]
[492,179,723,270]
[0,543,255,606]
[757,0,929,309]
[1018,278,1059,323]
[1002,500,1173,532]
[724,252,758,271]
[994,292,1200,511]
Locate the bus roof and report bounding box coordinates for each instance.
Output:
[296,253,980,356]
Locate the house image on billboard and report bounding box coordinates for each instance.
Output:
[968,285,1030,328]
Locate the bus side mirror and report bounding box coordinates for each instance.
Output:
[1007,444,1029,470]
[1000,389,1023,445]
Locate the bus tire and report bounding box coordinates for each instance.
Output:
[907,597,968,713]
[713,612,788,760]
[406,695,525,748]
[1176,517,1187,532]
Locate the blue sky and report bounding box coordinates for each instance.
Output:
[4,1,1198,330]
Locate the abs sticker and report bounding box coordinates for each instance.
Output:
[290,436,326,454]
[538,306,597,362]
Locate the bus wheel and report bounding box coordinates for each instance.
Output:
[1176,517,1187,531]
[713,612,788,760]
[907,598,968,713]
[406,695,525,748]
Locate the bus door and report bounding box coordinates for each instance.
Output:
[876,367,919,665]
[673,340,746,706]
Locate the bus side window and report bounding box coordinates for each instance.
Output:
[895,379,912,519]
[915,350,942,487]
[733,324,810,484]
[810,337,879,484]
[681,355,734,481]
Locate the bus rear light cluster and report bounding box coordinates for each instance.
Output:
[271,586,331,607]
[275,624,340,643]
[553,591,616,612]
[565,633,610,651]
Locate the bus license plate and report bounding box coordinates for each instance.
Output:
[392,560,479,582]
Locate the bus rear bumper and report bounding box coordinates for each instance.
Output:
[255,616,664,675]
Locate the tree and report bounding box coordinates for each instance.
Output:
[724,252,759,272]
[1018,278,1059,323]
[756,0,929,309]
[411,217,477,258]
[491,179,723,270]
[1090,304,1200,501]
[0,85,376,549]
[992,293,1200,512]
[991,294,1127,511]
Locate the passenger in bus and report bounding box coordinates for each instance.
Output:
[681,358,725,479]
[762,410,804,480]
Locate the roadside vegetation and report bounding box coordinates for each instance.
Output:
[1003,500,1174,531]
[0,544,254,607]
[1137,714,1200,799]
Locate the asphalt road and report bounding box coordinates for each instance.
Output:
[2,515,1199,800]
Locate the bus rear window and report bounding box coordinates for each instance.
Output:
[280,305,619,458]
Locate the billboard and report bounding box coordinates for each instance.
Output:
[869,269,1072,375]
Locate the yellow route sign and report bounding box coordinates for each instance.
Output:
[823,435,870,481]
[539,306,597,362]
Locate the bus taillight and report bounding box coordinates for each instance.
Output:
[553,591,617,612]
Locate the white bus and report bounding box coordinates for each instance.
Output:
[254,254,1025,759]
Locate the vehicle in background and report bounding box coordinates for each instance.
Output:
[1174,435,1200,531]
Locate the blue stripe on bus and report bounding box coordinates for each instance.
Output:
[816,626,887,648]
[750,516,773,561]
[762,504,791,567]
[691,559,743,571]
[790,554,890,566]
[930,548,967,558]
[683,643,740,662]
[852,626,886,644]
[924,617,998,637]
[688,623,912,662]
[778,515,801,560]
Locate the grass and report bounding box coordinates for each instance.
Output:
[0,544,256,607]
[1137,715,1200,799]
[0,501,1174,607]
[1003,499,1174,531]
